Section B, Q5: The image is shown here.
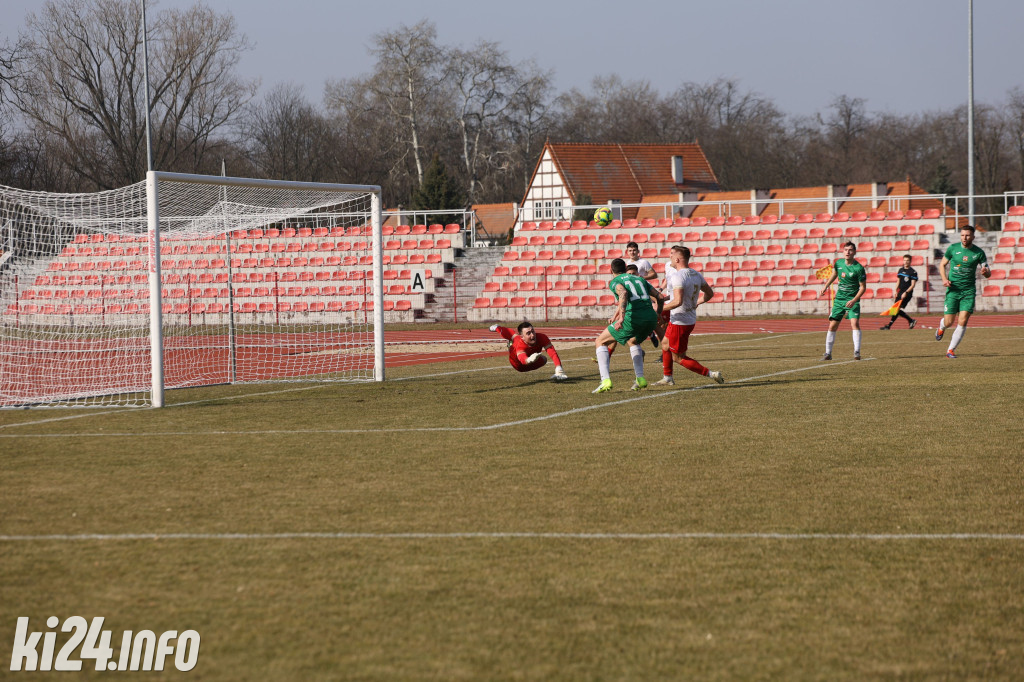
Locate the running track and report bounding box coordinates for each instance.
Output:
[385,314,1024,367]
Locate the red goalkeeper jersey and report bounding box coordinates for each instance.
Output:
[508,331,552,368]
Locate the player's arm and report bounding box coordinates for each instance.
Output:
[846,279,866,308]
[980,257,991,278]
[542,343,567,380]
[820,271,838,292]
[940,255,951,286]
[644,279,665,314]
[904,274,917,297]
[611,283,627,329]
[698,282,714,305]
[663,287,682,312]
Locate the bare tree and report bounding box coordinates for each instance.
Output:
[1007,87,1024,190]
[324,76,424,205]
[10,0,255,189]
[505,63,553,197]
[447,41,546,204]
[242,84,337,182]
[367,19,445,188]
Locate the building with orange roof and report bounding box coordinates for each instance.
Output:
[471,202,518,242]
[521,142,719,223]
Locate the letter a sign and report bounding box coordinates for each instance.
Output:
[409,270,427,292]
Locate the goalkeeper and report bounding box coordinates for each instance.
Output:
[489,322,568,380]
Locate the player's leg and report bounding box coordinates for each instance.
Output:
[823,307,843,360]
[627,339,648,391]
[850,315,862,360]
[593,329,616,392]
[654,312,673,384]
[490,324,514,342]
[896,296,914,327]
[656,347,674,385]
[947,309,972,357]
[937,289,958,340]
[668,323,724,383]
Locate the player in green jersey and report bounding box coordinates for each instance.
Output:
[935,225,990,358]
[592,258,665,393]
[818,241,867,361]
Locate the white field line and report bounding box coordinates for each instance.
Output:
[1,531,1022,542]
[0,332,813,430]
[0,358,870,438]
[0,384,330,431]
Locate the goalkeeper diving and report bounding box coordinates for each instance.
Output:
[489,322,568,381]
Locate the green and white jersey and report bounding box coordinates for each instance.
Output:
[609,273,658,320]
[833,259,866,299]
[944,243,988,289]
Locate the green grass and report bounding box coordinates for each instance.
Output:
[2,325,1023,680]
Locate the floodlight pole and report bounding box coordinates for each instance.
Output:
[967,0,975,225]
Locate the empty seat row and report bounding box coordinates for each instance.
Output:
[6,300,418,316]
[520,210,942,232]
[515,225,936,244]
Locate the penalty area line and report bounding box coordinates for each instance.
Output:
[0,358,871,438]
[0,530,1022,542]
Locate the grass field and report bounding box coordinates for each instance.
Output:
[2,321,1023,680]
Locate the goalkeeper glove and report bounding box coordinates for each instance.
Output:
[489,324,498,332]
[552,366,567,381]
[526,352,543,364]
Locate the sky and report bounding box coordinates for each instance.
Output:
[4,0,1023,118]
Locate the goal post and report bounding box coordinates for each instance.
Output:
[0,172,385,408]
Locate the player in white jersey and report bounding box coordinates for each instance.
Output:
[654,259,677,378]
[624,242,657,282]
[655,245,724,385]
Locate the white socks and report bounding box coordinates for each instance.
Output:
[596,345,611,381]
[852,329,862,353]
[938,317,947,331]
[629,345,645,378]
[825,330,836,354]
[948,325,966,352]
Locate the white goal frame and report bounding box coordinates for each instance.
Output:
[0,172,384,408]
[145,172,385,407]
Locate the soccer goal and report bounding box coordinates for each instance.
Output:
[0,171,384,408]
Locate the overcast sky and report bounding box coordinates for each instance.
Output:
[5,0,1022,118]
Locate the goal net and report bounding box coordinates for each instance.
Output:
[0,172,384,408]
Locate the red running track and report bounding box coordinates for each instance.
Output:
[386,314,1024,367]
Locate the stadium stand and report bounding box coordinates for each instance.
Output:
[466,206,1024,320]
[6,225,466,325]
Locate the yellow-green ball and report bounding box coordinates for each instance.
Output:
[594,207,613,226]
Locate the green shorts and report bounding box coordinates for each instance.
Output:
[607,312,657,345]
[829,297,861,321]
[943,287,976,315]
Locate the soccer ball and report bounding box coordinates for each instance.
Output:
[594,207,613,227]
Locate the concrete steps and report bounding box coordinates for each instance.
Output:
[417,245,506,322]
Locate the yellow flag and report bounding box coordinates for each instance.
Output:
[814,264,833,281]
[881,300,901,316]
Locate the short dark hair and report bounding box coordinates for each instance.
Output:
[671,245,690,261]
[610,258,626,274]
[625,264,638,273]
[517,321,534,333]
[625,241,638,250]
[903,253,912,260]
[843,241,857,251]
[961,224,976,233]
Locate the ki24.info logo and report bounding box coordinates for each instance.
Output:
[9,617,199,672]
